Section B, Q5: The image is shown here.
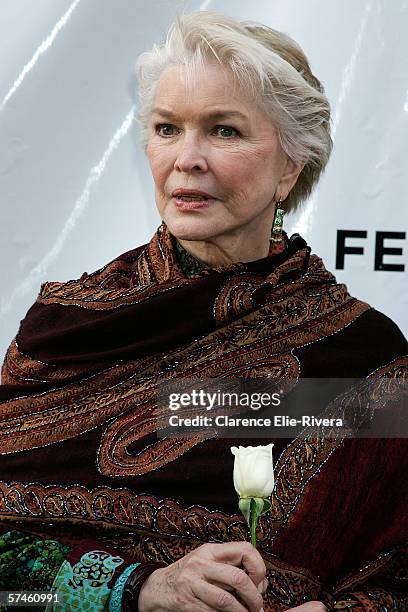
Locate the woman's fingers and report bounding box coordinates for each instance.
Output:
[188,602,219,612]
[200,541,266,588]
[138,542,267,611]
[203,563,264,612]
[192,579,252,612]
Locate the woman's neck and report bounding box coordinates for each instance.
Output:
[176,230,271,268]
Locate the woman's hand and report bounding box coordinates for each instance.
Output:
[285,603,327,611]
[138,541,267,611]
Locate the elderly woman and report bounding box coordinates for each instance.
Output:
[0,11,407,612]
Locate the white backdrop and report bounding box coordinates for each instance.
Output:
[1,0,407,366]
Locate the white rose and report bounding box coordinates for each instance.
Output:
[231,444,274,499]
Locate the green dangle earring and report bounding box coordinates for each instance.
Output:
[270,197,285,243]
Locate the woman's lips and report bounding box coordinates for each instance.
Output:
[173,196,214,210]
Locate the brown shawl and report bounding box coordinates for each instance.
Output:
[0,222,406,610]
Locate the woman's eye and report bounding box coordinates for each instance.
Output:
[214,126,239,138]
[156,124,178,137]
[154,124,239,138]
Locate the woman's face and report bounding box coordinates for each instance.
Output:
[146,60,300,244]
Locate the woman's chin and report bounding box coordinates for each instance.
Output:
[164,216,222,242]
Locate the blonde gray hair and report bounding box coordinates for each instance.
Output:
[135,11,332,213]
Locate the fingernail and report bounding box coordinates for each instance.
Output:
[259,608,264,612]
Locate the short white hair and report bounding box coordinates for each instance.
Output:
[135,11,333,213]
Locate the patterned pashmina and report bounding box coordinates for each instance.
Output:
[0,222,406,610]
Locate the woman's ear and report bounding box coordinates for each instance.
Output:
[277,157,305,200]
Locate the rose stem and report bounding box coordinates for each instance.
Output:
[250,498,257,547]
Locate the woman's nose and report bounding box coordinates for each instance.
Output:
[173,135,209,173]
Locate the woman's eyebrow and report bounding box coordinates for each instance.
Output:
[151,107,248,122]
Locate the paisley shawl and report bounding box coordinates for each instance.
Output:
[0,222,407,610]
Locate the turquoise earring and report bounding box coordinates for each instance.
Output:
[270,197,285,243]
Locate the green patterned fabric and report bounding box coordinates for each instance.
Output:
[108,562,140,612]
[0,530,127,612]
[175,240,210,277]
[0,530,70,611]
[47,550,124,611]
[0,530,69,592]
